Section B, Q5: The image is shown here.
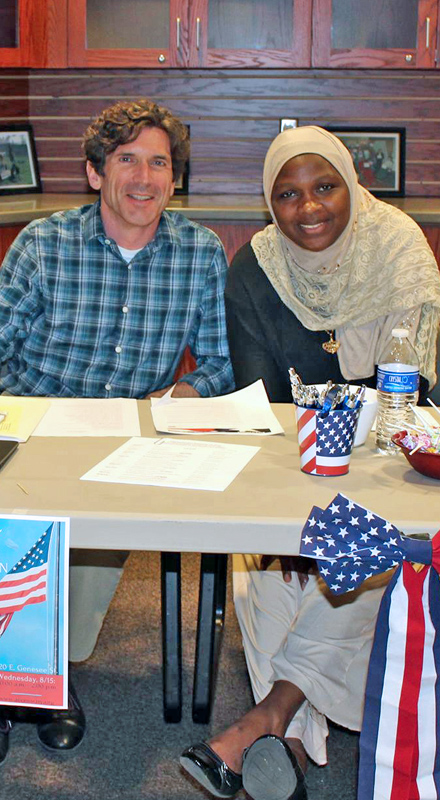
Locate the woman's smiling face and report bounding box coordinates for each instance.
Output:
[270,153,351,252]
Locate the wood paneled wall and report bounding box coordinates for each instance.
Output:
[1,68,440,195]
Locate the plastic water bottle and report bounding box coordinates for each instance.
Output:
[376,328,419,455]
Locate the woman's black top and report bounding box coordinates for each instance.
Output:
[225,242,429,403]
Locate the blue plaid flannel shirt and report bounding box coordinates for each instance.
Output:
[0,203,234,398]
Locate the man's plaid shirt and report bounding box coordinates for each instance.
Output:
[0,203,234,398]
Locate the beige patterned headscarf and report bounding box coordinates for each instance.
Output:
[252,126,440,385]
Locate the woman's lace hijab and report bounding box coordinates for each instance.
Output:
[251,126,440,384]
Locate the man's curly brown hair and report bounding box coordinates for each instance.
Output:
[82,99,190,181]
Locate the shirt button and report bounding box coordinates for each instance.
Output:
[105,383,112,391]
[122,306,128,313]
[115,346,122,353]
[104,238,111,245]
[127,264,132,270]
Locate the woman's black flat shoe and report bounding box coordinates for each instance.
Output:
[180,741,242,798]
[242,734,307,800]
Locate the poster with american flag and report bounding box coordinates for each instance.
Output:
[295,406,360,476]
[0,515,70,709]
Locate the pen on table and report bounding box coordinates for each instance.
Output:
[16,482,29,495]
[168,427,271,433]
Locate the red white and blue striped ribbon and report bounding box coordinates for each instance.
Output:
[359,558,440,800]
[299,495,440,800]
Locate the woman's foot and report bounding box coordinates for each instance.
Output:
[286,737,307,775]
[180,681,306,798]
[208,681,306,774]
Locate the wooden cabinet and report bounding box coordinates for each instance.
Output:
[1,216,440,270]
[0,0,43,66]
[312,0,439,68]
[0,219,266,270]
[2,0,440,70]
[199,221,265,262]
[188,0,311,68]
[67,0,311,68]
[65,0,440,70]
[68,0,185,68]
[0,224,23,264]
[0,0,67,67]
[420,224,440,268]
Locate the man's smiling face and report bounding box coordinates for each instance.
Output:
[86,126,175,248]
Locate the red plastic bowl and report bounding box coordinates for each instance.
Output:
[392,431,440,480]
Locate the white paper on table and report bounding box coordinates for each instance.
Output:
[80,436,260,491]
[150,379,284,435]
[33,398,141,437]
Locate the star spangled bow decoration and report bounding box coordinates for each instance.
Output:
[299,493,437,595]
[299,493,440,800]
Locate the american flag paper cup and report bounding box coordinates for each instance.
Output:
[294,405,361,476]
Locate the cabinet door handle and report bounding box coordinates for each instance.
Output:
[196,17,201,50]
[426,16,430,49]
[176,16,180,49]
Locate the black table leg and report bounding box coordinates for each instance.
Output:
[192,553,228,724]
[161,552,182,723]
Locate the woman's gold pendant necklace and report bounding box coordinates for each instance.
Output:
[322,330,340,354]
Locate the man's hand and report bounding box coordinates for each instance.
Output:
[260,555,317,588]
[170,382,200,398]
[146,382,200,399]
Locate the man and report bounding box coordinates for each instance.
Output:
[0,99,234,758]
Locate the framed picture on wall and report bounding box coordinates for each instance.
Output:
[280,119,298,132]
[327,127,405,197]
[174,125,189,195]
[0,125,41,195]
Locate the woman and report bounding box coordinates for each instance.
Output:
[180,128,440,800]
[225,126,440,401]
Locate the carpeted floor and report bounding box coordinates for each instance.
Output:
[0,552,359,799]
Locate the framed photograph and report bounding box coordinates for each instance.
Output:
[327,127,405,197]
[174,125,189,195]
[0,125,41,195]
[280,119,298,132]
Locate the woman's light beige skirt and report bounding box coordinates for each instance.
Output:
[233,553,390,764]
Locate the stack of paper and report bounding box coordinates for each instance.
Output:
[150,380,284,436]
[0,397,50,442]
